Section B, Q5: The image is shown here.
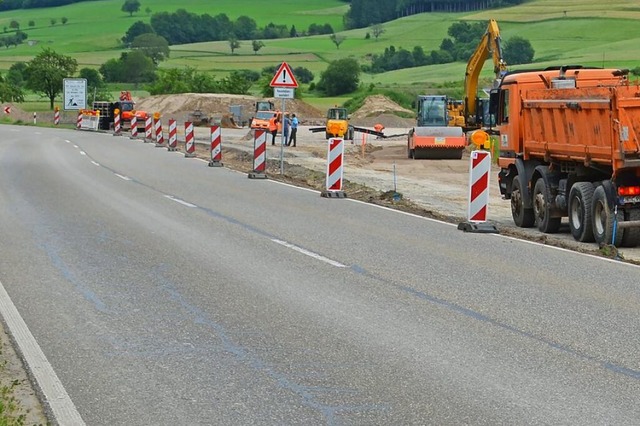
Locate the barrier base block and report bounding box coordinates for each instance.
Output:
[457,221,499,234]
[208,160,223,167]
[321,190,348,198]
[184,152,196,158]
[167,146,178,152]
[155,143,165,148]
[248,171,267,179]
[113,132,122,137]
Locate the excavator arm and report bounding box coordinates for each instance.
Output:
[464,19,507,126]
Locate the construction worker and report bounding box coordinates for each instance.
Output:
[288,113,298,147]
[268,113,278,145]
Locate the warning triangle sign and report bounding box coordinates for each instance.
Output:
[270,62,299,88]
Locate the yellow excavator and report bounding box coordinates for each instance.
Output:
[463,18,507,130]
[309,107,385,140]
[407,19,507,159]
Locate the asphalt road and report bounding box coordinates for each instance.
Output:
[0,125,639,425]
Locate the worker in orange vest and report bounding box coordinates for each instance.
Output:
[268,113,279,145]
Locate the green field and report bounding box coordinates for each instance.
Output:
[1,0,640,108]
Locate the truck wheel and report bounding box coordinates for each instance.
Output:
[510,177,534,228]
[568,182,595,242]
[533,178,561,233]
[621,209,640,247]
[592,185,624,246]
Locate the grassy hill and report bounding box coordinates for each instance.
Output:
[1,0,640,108]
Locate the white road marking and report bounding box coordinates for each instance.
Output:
[65,140,71,144]
[164,195,197,208]
[79,151,86,156]
[73,145,79,149]
[91,161,100,167]
[115,173,131,181]
[271,239,347,267]
[0,279,86,425]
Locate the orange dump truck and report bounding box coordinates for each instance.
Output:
[493,66,640,247]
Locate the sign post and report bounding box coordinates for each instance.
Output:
[270,62,299,175]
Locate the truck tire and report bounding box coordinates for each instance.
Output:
[510,176,534,228]
[533,178,561,233]
[568,182,595,242]
[592,185,624,246]
[621,209,640,247]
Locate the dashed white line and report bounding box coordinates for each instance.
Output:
[79,151,86,156]
[91,161,100,167]
[114,173,131,181]
[164,195,197,208]
[0,279,86,425]
[271,239,347,267]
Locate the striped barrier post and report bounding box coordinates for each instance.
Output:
[113,110,121,136]
[154,117,165,147]
[248,130,267,179]
[184,121,196,158]
[54,107,60,126]
[208,125,223,167]
[167,119,178,151]
[76,111,82,130]
[457,150,498,233]
[321,137,347,198]
[144,116,153,142]
[130,115,138,139]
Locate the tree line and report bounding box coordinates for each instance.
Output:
[0,0,90,11]
[345,0,526,28]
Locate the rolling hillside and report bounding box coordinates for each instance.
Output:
[0,0,639,92]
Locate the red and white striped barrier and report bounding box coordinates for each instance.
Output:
[130,116,138,139]
[457,150,498,233]
[54,109,60,126]
[321,137,347,198]
[209,125,222,167]
[184,121,196,157]
[167,119,178,151]
[248,130,267,179]
[154,118,164,147]
[76,111,82,129]
[144,116,153,142]
[113,111,121,136]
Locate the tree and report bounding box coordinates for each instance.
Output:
[290,25,297,38]
[504,36,535,65]
[370,23,384,41]
[122,0,141,17]
[293,67,314,84]
[79,67,109,102]
[61,17,68,25]
[25,48,77,109]
[120,50,156,85]
[329,33,346,50]
[229,36,240,54]
[7,62,27,87]
[50,18,56,26]
[0,73,24,103]
[318,58,360,96]
[251,40,264,55]
[9,20,19,31]
[122,21,154,46]
[28,20,35,28]
[233,16,257,40]
[131,33,169,64]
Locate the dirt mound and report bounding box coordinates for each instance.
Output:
[133,93,324,125]
[350,95,415,128]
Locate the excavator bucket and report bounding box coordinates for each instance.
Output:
[221,114,242,129]
[408,126,466,159]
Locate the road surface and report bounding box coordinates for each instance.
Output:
[0,125,639,425]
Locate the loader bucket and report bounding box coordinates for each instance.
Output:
[408,126,466,159]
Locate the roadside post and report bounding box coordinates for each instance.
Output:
[248,130,268,179]
[321,137,347,198]
[458,130,499,233]
[270,62,299,175]
[209,125,223,167]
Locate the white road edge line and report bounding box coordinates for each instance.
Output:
[164,195,197,208]
[272,239,347,267]
[0,279,85,425]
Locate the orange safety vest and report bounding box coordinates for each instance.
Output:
[268,116,278,132]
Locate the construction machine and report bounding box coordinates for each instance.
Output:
[93,91,148,131]
[407,95,466,159]
[462,19,507,131]
[250,100,282,132]
[309,107,384,140]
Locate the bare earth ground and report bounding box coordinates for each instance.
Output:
[2,93,639,424]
